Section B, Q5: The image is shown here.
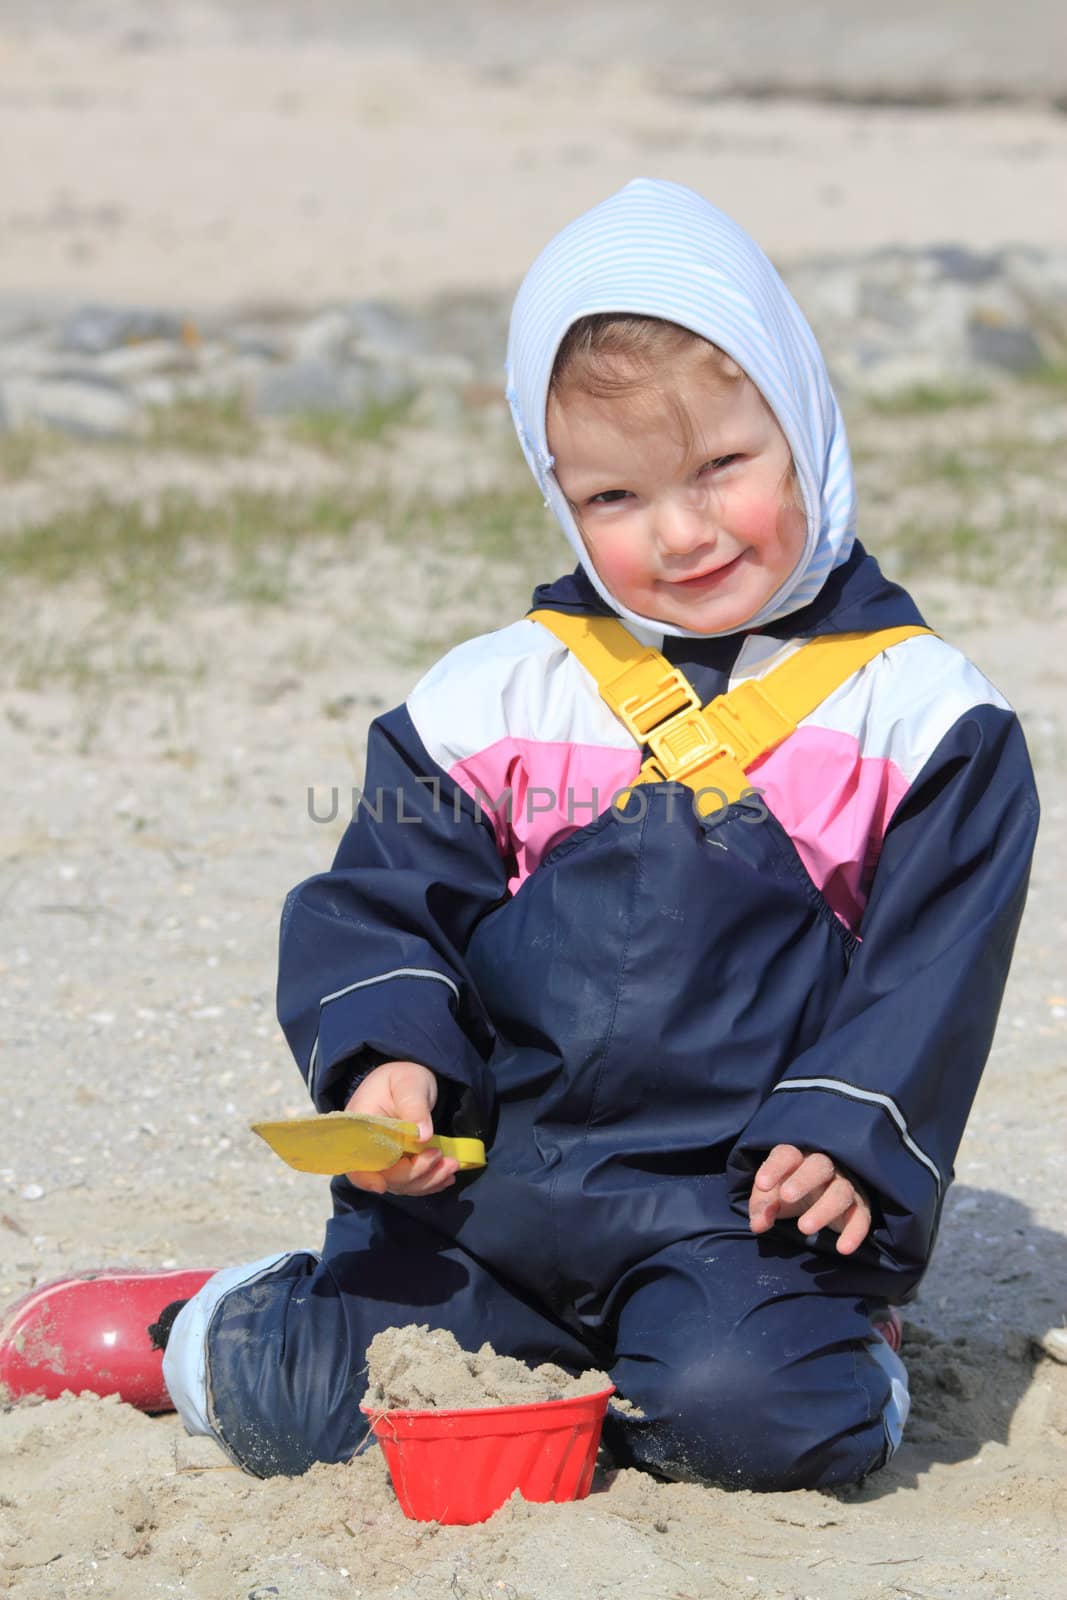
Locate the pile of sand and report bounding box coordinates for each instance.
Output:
[364,1325,612,1411]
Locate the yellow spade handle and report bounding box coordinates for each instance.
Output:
[407,1132,486,1170]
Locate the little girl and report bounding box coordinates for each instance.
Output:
[1,179,1038,1493]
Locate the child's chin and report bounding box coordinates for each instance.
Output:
[654,594,756,634]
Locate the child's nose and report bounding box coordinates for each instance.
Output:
[653,493,713,553]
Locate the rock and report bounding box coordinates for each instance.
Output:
[94,340,197,380]
[417,290,512,380]
[857,280,916,332]
[251,356,411,418]
[59,304,194,356]
[1036,1327,1067,1364]
[929,245,1001,285]
[292,309,358,363]
[347,300,424,362]
[967,314,1046,372]
[226,323,293,362]
[0,372,139,438]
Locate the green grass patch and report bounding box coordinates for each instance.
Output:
[287,391,417,455]
[902,434,1049,490]
[143,391,259,456]
[886,512,1067,591]
[0,426,69,481]
[9,620,210,697]
[0,485,383,610]
[1019,362,1067,395]
[0,475,551,615]
[867,381,993,417]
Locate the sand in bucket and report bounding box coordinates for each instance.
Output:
[360,1325,615,1525]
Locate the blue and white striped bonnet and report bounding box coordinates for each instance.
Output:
[505,177,856,638]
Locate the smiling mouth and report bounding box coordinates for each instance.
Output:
[670,554,742,588]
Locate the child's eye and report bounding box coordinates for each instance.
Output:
[588,489,632,505]
[701,454,741,473]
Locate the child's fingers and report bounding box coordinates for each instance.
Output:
[344,1168,389,1195]
[389,1081,437,1144]
[833,1200,872,1255]
[343,1154,459,1197]
[388,1154,459,1197]
[795,1175,858,1236]
[748,1185,781,1232]
[779,1151,836,1205]
[754,1143,805,1191]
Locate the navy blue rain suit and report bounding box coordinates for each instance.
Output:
[187,550,1037,1487]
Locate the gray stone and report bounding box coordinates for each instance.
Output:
[857,281,916,331]
[967,316,1045,372]
[59,304,191,356]
[417,291,513,379]
[929,246,1001,285]
[95,340,196,380]
[346,300,424,362]
[226,324,293,362]
[292,309,358,363]
[0,373,139,437]
[250,356,411,418]
[132,376,184,409]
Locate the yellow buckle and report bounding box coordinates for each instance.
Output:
[640,704,754,807]
[603,651,700,741]
[702,679,794,766]
[644,706,728,783]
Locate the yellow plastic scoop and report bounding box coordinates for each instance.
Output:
[250,1111,486,1176]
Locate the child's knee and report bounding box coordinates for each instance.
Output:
[164,1250,362,1478]
[610,1334,904,1492]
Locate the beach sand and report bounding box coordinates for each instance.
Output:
[1,7,1065,1596]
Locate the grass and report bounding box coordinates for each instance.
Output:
[867,382,993,416]
[0,426,69,481]
[0,387,415,475]
[897,433,1050,490]
[286,390,417,455]
[0,473,550,615]
[0,485,375,610]
[144,391,259,456]
[886,510,1067,589]
[1019,361,1067,396]
[10,618,210,698]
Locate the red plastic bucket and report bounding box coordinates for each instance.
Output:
[360,1386,615,1524]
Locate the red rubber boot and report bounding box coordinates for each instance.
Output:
[871,1305,903,1354]
[0,1267,217,1412]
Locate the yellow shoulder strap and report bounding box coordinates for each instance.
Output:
[528,609,934,809]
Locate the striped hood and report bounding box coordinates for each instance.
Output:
[504,177,857,639]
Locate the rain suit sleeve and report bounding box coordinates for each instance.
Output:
[276,704,509,1127]
[727,701,1039,1289]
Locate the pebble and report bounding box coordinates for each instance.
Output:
[1,243,1065,442]
[1036,1328,1067,1363]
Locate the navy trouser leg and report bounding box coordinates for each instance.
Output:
[187,1199,595,1478]
[598,1233,906,1492]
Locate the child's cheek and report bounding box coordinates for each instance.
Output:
[733,495,805,557]
[729,494,785,546]
[588,537,649,593]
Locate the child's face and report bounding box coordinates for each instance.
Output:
[547,364,806,634]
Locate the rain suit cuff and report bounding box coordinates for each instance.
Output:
[310,972,493,1132]
[727,1077,944,1280]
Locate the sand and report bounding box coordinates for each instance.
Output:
[4,22,1067,311]
[1,6,1066,1597]
[363,1325,612,1411]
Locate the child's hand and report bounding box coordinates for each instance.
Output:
[748,1144,871,1254]
[343,1060,459,1198]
